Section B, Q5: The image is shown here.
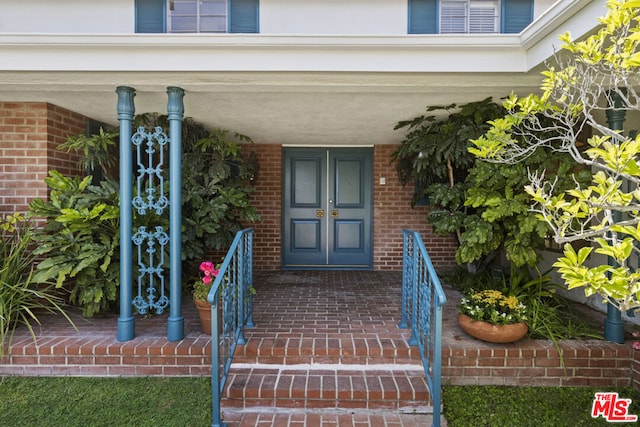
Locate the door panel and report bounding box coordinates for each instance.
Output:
[284,149,327,266]
[282,147,372,269]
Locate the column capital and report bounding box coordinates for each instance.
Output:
[167,86,185,119]
[116,86,136,119]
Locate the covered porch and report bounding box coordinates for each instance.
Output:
[0,270,634,426]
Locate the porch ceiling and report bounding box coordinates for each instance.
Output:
[0,70,546,145]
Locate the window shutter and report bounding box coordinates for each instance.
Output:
[502,0,532,33]
[135,0,166,33]
[229,0,259,33]
[408,0,437,34]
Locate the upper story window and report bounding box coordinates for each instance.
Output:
[440,1,499,34]
[136,0,259,34]
[409,0,532,35]
[170,0,228,33]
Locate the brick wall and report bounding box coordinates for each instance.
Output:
[373,145,457,271]
[634,349,640,390]
[248,144,282,269]
[443,340,633,387]
[0,102,85,217]
[0,104,459,271]
[248,144,458,272]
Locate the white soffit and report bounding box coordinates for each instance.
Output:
[0,0,609,146]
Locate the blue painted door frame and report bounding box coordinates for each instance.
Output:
[282,147,373,269]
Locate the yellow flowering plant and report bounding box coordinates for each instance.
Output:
[458,289,527,325]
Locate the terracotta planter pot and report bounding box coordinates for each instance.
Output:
[458,313,528,343]
[194,299,212,335]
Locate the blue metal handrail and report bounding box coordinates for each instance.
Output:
[399,230,447,427]
[207,228,254,427]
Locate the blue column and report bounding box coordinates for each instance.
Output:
[117,86,136,342]
[604,88,626,344]
[167,86,185,341]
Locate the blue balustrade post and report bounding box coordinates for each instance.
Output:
[211,288,224,427]
[408,233,419,346]
[117,86,136,342]
[237,236,247,345]
[399,230,410,329]
[167,86,185,341]
[245,231,255,328]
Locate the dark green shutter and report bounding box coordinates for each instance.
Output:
[229,0,259,33]
[408,0,437,34]
[502,0,533,34]
[135,0,166,33]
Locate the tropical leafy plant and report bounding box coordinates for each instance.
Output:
[28,172,121,317]
[0,214,75,357]
[393,97,587,269]
[57,127,118,178]
[27,114,260,317]
[470,0,640,314]
[181,128,261,261]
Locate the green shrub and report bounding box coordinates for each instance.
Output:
[28,173,120,317]
[0,214,74,357]
[27,115,261,317]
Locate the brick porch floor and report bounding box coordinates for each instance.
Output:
[1,270,636,426]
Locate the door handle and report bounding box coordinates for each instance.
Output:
[316,210,324,218]
[330,210,339,218]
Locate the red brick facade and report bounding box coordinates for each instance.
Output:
[248,144,458,272]
[0,102,86,216]
[0,102,458,271]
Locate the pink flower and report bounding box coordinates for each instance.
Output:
[199,261,220,287]
[199,261,215,276]
[633,341,640,350]
[633,331,640,338]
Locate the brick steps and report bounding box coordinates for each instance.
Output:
[232,335,420,365]
[220,408,437,426]
[223,364,431,411]
[223,271,435,417]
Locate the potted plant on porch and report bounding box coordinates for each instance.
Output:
[457,289,528,343]
[193,261,220,335]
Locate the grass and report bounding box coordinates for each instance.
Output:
[0,377,212,427]
[1,377,639,426]
[443,385,640,427]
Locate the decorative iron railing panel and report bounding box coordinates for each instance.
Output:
[131,126,169,316]
[400,229,447,427]
[208,228,254,427]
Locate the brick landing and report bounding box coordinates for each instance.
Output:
[1,271,637,426]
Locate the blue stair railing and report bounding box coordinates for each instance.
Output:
[399,230,447,427]
[208,228,254,427]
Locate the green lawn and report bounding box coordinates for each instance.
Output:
[0,377,212,427]
[1,377,639,427]
[444,385,640,427]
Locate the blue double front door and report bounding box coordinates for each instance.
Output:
[282,147,373,269]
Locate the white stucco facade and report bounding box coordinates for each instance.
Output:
[2,0,559,36]
[1,0,134,33]
[0,0,609,145]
